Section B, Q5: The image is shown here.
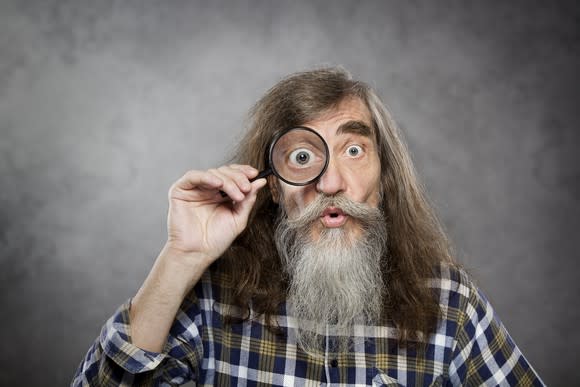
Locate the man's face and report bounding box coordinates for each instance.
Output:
[274,97,382,240]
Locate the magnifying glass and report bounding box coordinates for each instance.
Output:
[258,126,329,185]
[221,126,329,197]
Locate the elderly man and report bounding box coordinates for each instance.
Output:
[73,68,544,386]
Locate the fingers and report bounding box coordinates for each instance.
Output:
[228,164,260,179]
[171,165,262,202]
[174,170,223,191]
[209,168,247,200]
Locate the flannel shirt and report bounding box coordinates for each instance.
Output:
[72,264,544,386]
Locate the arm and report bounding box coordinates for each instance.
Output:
[132,165,266,352]
[72,165,267,385]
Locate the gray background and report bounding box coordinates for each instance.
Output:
[1,1,578,385]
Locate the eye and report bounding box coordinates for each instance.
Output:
[346,145,363,157]
[288,148,315,166]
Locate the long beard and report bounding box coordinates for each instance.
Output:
[274,194,388,356]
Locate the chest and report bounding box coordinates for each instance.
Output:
[190,318,452,386]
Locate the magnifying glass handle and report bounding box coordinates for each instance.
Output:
[220,167,272,198]
[250,167,272,182]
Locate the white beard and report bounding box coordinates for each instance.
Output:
[275,194,388,356]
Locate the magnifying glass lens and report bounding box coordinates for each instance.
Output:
[270,128,328,185]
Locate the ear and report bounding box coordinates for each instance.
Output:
[268,176,280,204]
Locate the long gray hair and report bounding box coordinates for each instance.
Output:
[220,67,455,344]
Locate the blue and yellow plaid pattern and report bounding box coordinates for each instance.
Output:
[73,265,544,386]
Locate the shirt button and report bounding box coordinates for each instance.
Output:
[330,359,338,367]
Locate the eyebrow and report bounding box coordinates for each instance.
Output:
[336,120,373,137]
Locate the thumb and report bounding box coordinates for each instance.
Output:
[232,178,268,228]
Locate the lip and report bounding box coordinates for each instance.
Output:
[320,207,348,228]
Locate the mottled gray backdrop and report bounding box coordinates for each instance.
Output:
[1,1,578,385]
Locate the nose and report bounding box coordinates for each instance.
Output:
[315,157,346,195]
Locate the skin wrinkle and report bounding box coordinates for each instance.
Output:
[279,98,382,224]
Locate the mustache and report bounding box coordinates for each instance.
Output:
[284,194,384,230]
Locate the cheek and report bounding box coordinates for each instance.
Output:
[280,186,313,217]
[366,184,382,208]
[358,163,382,206]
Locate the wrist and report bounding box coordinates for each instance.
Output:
[158,243,215,290]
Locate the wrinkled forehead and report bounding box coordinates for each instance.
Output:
[298,97,377,142]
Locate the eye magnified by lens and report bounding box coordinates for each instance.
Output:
[221,127,329,198]
[269,127,329,185]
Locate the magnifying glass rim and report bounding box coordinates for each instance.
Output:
[268,126,330,186]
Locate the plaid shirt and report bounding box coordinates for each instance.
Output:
[73,264,544,386]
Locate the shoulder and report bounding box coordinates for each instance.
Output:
[428,263,474,304]
[427,263,491,326]
[427,263,510,351]
[429,267,546,384]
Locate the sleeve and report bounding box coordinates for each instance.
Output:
[448,283,546,386]
[71,298,203,387]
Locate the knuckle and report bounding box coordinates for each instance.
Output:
[226,180,239,190]
[219,166,232,174]
[184,169,198,178]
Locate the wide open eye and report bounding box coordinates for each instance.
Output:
[346,145,363,157]
[288,148,315,166]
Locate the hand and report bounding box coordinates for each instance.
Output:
[165,164,267,263]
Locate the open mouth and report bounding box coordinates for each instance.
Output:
[320,207,348,227]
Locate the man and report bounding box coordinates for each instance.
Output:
[73,68,544,386]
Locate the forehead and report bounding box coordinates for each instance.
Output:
[301,97,373,138]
